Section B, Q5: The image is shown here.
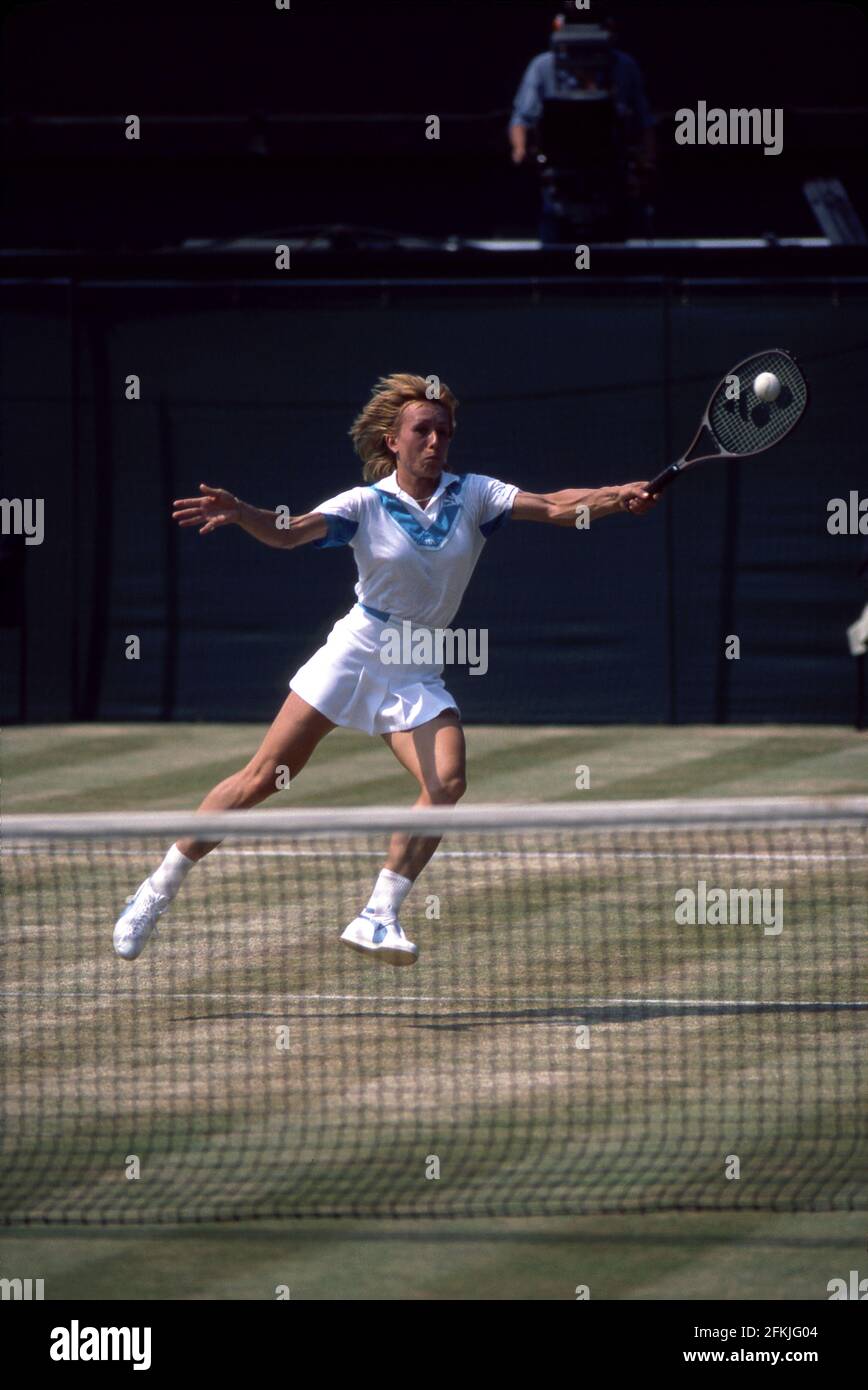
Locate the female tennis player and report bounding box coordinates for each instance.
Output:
[113,373,657,966]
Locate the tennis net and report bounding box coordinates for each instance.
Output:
[2,800,866,1223]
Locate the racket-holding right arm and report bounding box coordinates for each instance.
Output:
[513,483,657,525]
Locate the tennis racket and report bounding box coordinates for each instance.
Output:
[647,349,808,497]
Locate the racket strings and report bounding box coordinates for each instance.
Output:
[709,350,807,456]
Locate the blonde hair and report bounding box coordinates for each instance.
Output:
[349,373,459,482]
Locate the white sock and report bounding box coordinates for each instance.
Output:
[364,868,414,922]
[149,844,195,899]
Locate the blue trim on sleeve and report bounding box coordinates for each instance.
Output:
[313,514,359,548]
[480,507,511,538]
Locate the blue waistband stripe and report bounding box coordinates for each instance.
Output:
[358,601,391,622]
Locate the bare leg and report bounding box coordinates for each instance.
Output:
[379,708,466,880]
[175,692,336,861]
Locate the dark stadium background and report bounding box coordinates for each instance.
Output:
[2,0,866,725]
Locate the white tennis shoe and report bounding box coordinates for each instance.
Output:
[340,910,418,967]
[113,877,171,960]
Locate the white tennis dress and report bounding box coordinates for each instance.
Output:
[289,470,519,734]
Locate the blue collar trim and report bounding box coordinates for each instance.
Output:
[371,477,465,551]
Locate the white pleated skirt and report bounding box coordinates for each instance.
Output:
[289,605,461,735]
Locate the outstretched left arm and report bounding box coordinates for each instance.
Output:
[512,483,658,525]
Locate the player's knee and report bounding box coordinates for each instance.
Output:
[426,773,466,805]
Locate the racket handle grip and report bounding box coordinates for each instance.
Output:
[647,463,681,496]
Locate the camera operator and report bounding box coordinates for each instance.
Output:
[509,5,656,244]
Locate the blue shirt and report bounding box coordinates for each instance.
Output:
[511,49,653,135]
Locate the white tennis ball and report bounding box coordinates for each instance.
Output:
[753,371,781,403]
